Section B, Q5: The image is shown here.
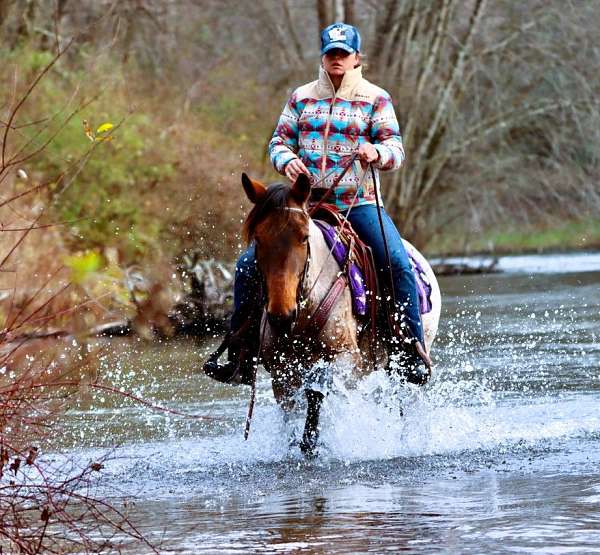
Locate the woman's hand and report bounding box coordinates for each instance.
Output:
[357,143,379,164]
[285,158,310,182]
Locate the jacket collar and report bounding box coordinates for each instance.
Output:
[317,65,363,99]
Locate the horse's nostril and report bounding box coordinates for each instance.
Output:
[267,311,296,333]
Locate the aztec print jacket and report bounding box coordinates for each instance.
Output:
[268,65,405,211]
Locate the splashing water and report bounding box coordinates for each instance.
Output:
[51,255,600,552]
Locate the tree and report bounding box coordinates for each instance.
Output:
[245,0,600,247]
[363,0,600,246]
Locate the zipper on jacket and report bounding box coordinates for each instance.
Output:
[321,70,338,180]
[321,94,336,179]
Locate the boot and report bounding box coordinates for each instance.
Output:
[203,337,255,386]
[387,340,432,386]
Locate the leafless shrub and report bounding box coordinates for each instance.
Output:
[0,340,158,554]
[0,39,162,554]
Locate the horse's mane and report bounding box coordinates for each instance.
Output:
[242,182,292,244]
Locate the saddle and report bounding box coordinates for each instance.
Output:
[203,203,433,388]
[310,203,379,328]
[310,203,433,328]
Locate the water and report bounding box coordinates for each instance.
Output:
[57,253,600,553]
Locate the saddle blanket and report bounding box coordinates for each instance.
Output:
[314,220,433,317]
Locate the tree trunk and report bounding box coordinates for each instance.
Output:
[0,0,15,29]
[343,0,355,26]
[316,0,330,31]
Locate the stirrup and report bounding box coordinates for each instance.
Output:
[203,356,239,385]
[202,346,254,386]
[400,363,430,386]
[387,339,432,386]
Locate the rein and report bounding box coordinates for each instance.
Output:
[308,152,359,216]
[301,167,367,304]
[244,315,266,440]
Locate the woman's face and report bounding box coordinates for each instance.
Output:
[322,49,359,77]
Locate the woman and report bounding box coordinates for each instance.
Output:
[205,22,430,386]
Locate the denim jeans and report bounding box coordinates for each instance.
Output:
[346,204,423,343]
[231,243,260,332]
[232,204,424,343]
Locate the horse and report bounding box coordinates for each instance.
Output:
[240,172,441,455]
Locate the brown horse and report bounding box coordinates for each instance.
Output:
[241,173,441,455]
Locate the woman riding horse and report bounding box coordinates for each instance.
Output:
[205,22,431,386]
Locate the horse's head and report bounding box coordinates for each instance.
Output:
[241,173,311,335]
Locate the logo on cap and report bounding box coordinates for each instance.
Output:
[328,27,347,41]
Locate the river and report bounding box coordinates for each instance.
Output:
[58,252,600,553]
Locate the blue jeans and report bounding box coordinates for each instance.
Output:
[231,243,260,332]
[232,204,424,343]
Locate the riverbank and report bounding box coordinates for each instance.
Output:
[428,217,600,257]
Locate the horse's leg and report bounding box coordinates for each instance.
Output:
[268,362,306,447]
[300,388,324,457]
[270,366,301,412]
[298,346,359,457]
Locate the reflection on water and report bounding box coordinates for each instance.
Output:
[57,256,600,553]
[131,470,600,553]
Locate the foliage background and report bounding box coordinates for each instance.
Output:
[1,0,599,282]
[0,3,598,548]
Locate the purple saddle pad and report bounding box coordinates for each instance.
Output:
[406,248,433,315]
[314,220,432,316]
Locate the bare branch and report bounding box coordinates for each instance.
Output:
[1,39,73,170]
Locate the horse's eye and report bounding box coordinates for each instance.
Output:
[302,235,309,243]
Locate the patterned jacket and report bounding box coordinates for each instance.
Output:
[268,65,405,211]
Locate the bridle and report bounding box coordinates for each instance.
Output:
[273,151,362,317]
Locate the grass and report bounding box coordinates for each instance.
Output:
[428,217,600,256]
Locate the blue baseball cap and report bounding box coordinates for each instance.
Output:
[320,23,361,55]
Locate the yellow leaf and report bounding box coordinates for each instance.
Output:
[96,122,114,134]
[64,251,103,284]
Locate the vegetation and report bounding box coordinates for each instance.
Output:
[2,0,598,263]
[0,45,268,267]
[0,45,158,552]
[430,217,600,256]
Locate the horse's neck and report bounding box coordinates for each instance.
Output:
[305,219,341,305]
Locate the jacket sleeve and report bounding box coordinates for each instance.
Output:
[268,91,302,175]
[370,92,405,171]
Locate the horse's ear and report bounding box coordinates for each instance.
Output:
[242,173,266,204]
[291,173,311,205]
